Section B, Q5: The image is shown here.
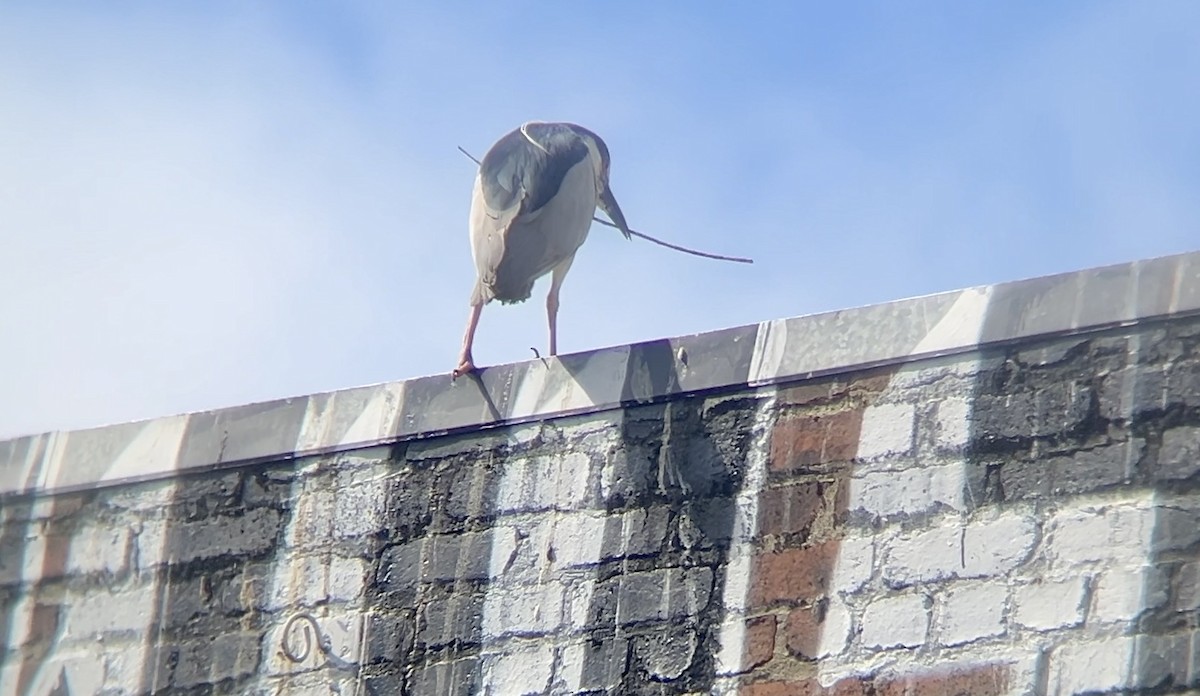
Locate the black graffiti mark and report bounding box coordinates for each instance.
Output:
[280,612,358,672]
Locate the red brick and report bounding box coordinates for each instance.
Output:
[743,614,777,670]
[758,482,824,537]
[778,381,833,406]
[830,369,896,399]
[770,410,864,471]
[784,605,822,660]
[873,664,1010,696]
[770,414,826,470]
[741,678,870,696]
[740,679,824,696]
[749,541,839,608]
[822,410,863,462]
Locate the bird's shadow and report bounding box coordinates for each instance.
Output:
[452,368,503,422]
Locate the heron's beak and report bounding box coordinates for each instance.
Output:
[598,184,632,240]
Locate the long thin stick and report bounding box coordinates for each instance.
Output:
[457,146,753,264]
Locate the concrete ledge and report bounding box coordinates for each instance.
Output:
[2,250,1197,498]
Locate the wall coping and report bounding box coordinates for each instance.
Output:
[3,250,1198,499]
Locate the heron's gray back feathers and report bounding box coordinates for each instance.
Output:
[470,149,598,306]
[478,123,597,217]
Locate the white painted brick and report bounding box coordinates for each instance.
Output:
[103,642,153,693]
[1044,500,1153,567]
[104,477,179,511]
[1092,566,1168,623]
[68,524,131,576]
[563,580,597,628]
[886,514,1035,586]
[860,593,928,649]
[886,526,961,586]
[712,620,743,677]
[962,514,1036,576]
[506,421,544,446]
[287,487,335,548]
[267,555,328,609]
[327,555,367,603]
[495,458,532,513]
[830,534,874,594]
[1013,578,1086,630]
[817,599,853,658]
[489,526,520,579]
[1047,636,1136,694]
[135,518,168,570]
[64,590,155,637]
[849,464,963,518]
[937,581,1006,646]
[856,403,915,459]
[933,397,971,450]
[484,583,565,638]
[22,650,105,696]
[551,512,606,569]
[482,642,555,695]
[1110,503,1156,551]
[332,479,386,539]
[547,452,592,509]
[264,554,365,608]
[556,410,621,442]
[498,453,593,512]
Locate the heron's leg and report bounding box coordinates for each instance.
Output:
[546,257,576,357]
[453,303,483,379]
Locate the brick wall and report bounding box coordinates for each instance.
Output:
[1,252,1198,695]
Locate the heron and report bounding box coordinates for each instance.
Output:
[453,121,633,378]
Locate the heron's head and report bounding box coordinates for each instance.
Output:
[571,125,632,240]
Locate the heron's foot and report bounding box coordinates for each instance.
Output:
[452,357,476,380]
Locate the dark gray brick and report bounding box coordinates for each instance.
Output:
[172,631,260,688]
[169,507,282,563]
[418,593,483,648]
[1159,426,1200,481]
[600,444,658,507]
[409,656,480,696]
[1099,365,1168,421]
[382,468,434,544]
[678,498,736,550]
[1165,361,1200,408]
[377,540,422,602]
[617,506,671,558]
[970,442,1138,504]
[567,635,629,692]
[426,532,491,582]
[632,624,698,681]
[610,568,714,625]
[1151,503,1200,553]
[1050,444,1136,495]
[437,462,500,531]
[365,611,415,664]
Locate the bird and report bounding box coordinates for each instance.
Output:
[453,121,633,378]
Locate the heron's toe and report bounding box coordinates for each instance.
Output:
[452,359,476,380]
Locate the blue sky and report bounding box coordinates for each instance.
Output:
[2,2,1198,437]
